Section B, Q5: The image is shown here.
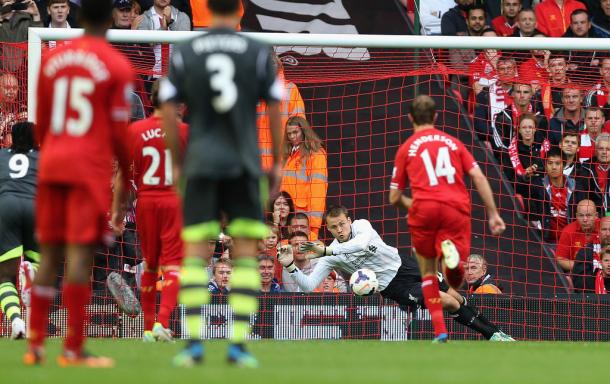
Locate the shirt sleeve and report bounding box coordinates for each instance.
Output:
[290,258,335,292]
[555,229,572,260]
[110,63,133,125]
[257,45,283,103]
[331,220,375,255]
[418,2,442,34]
[390,144,408,190]
[534,6,549,36]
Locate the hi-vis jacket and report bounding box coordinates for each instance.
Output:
[257,78,305,171]
[280,146,328,239]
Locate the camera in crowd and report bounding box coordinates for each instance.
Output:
[1,0,29,14]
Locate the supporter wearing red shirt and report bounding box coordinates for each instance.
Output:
[27,0,134,367]
[389,95,505,341]
[518,33,550,88]
[469,29,501,95]
[534,0,586,37]
[491,0,521,36]
[555,199,600,272]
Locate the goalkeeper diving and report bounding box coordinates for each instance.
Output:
[278,205,514,341]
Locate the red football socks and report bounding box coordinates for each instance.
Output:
[63,283,90,354]
[158,270,179,328]
[421,275,447,337]
[29,285,56,348]
[141,271,157,331]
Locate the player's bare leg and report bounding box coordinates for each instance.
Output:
[24,244,64,365]
[173,224,214,367]
[416,253,448,342]
[56,245,114,368]
[226,230,262,368]
[0,258,25,339]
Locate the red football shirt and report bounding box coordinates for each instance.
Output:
[555,219,600,261]
[519,58,549,87]
[390,127,478,215]
[548,185,568,243]
[491,15,516,37]
[36,35,134,206]
[129,115,188,197]
[469,52,497,87]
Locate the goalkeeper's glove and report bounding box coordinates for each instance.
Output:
[277,244,297,273]
[299,241,332,259]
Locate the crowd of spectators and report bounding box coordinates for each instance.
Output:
[416,0,610,293]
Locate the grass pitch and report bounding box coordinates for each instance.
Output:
[2,338,608,384]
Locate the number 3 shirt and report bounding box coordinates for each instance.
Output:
[36,35,135,199]
[159,28,283,179]
[390,127,478,215]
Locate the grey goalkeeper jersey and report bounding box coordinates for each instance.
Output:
[0,149,38,199]
[289,219,402,292]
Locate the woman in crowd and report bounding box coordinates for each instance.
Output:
[267,191,295,241]
[280,116,328,239]
[502,113,550,207]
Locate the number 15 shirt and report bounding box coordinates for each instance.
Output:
[36,35,134,194]
[390,128,478,216]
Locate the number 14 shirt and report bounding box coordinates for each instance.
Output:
[390,128,478,216]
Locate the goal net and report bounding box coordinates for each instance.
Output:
[1,29,609,340]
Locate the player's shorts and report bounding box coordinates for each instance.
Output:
[36,182,108,245]
[136,195,183,268]
[0,194,39,263]
[182,173,268,241]
[408,200,471,262]
[380,254,450,311]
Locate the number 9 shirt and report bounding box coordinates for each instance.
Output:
[390,128,478,260]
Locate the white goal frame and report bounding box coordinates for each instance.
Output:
[27,27,610,121]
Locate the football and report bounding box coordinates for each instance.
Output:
[349,268,379,296]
